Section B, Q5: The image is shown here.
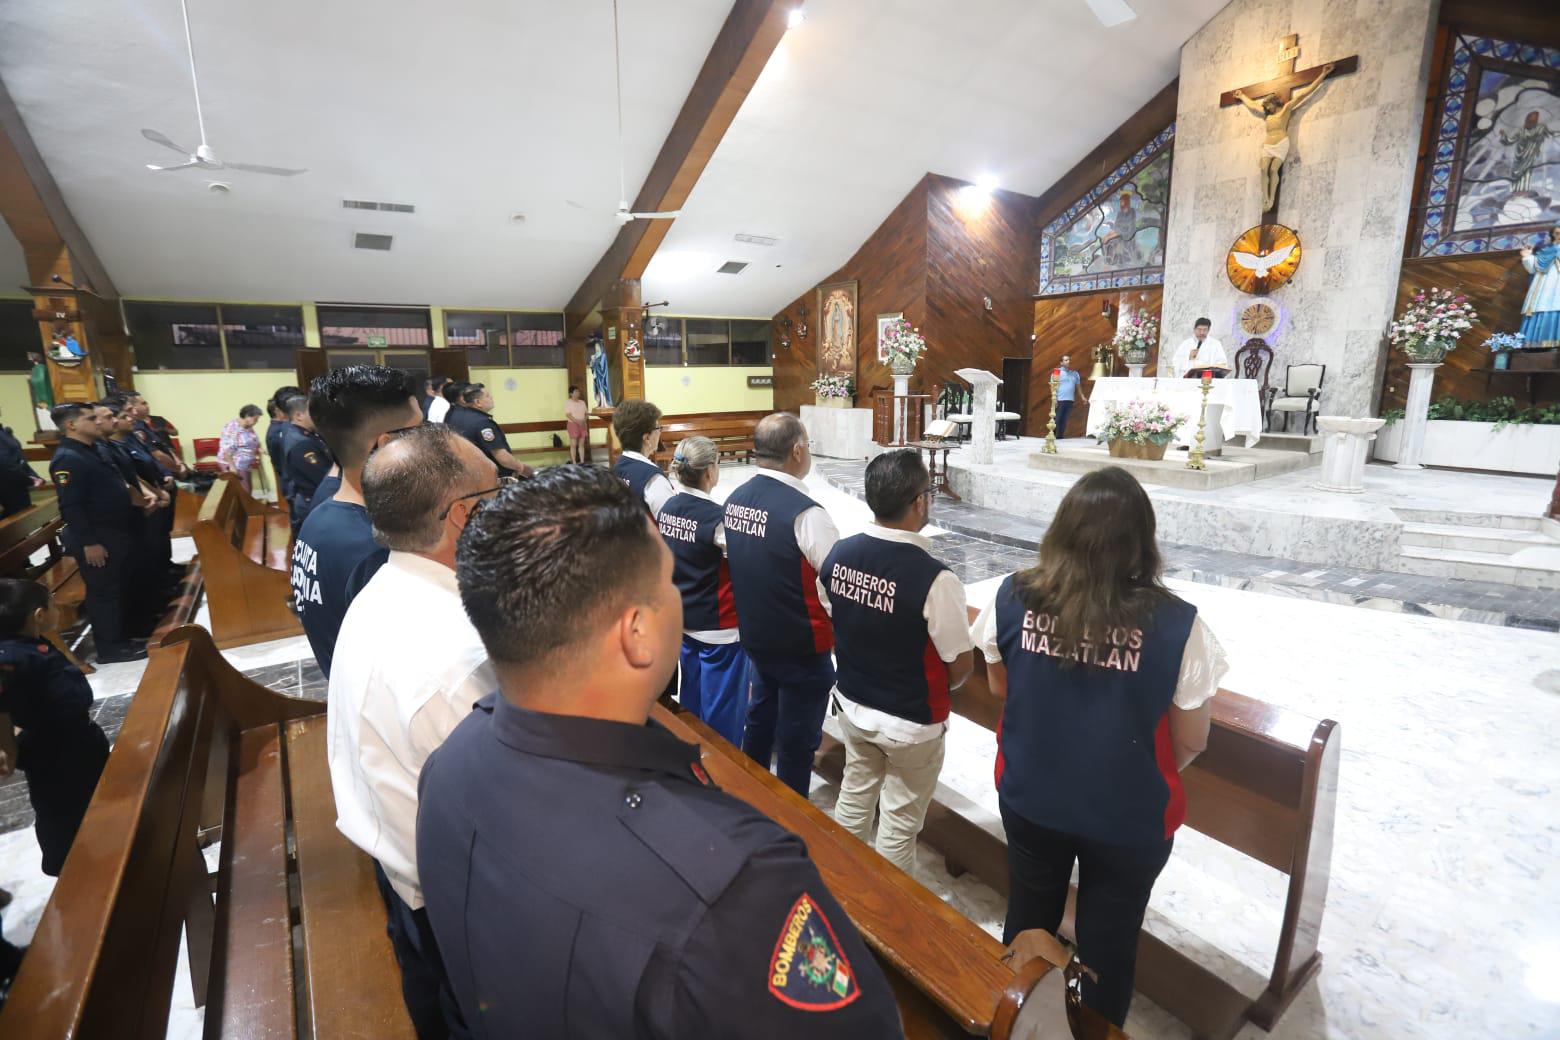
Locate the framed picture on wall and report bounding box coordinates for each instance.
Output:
[815,280,858,379]
[876,312,903,363]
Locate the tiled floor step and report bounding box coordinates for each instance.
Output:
[1398,544,1560,589]
[1392,508,1543,531]
[1399,521,1556,555]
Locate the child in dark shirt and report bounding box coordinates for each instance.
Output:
[0,579,110,877]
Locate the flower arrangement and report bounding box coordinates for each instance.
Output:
[810,374,855,399]
[1099,399,1184,445]
[1111,312,1158,363]
[1388,288,1478,361]
[1484,332,1524,353]
[880,318,927,372]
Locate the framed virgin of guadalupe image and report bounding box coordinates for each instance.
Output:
[816,280,858,379]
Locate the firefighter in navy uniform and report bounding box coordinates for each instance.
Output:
[46,403,146,664]
[265,386,301,494]
[0,413,42,518]
[610,398,675,516]
[417,466,903,1038]
[278,393,334,532]
[0,579,112,877]
[444,383,532,479]
[103,398,180,618]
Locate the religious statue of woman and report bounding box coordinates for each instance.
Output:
[1519,225,1560,351]
[589,340,614,409]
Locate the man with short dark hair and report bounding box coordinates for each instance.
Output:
[102,396,177,622]
[444,383,532,478]
[823,449,974,873]
[1054,354,1087,438]
[47,403,145,663]
[422,377,449,420]
[265,385,301,496]
[723,412,839,796]
[279,393,334,531]
[417,466,899,1037]
[330,424,497,1039]
[1170,317,1228,379]
[292,366,422,677]
[611,399,675,517]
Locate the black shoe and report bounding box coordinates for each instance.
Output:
[96,645,149,664]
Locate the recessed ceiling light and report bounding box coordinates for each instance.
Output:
[787,7,805,29]
[510,213,527,224]
[207,181,231,194]
[976,174,998,194]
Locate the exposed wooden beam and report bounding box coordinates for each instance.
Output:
[565,0,789,325]
[0,73,117,295]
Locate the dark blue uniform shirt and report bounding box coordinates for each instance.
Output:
[279,424,334,527]
[417,695,903,1039]
[445,406,513,473]
[292,497,387,678]
[0,637,99,761]
[723,475,834,658]
[265,420,291,483]
[48,438,136,550]
[0,425,34,517]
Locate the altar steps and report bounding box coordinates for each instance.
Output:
[1259,432,1322,454]
[1396,511,1560,589]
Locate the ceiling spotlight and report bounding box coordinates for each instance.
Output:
[207,181,231,194]
[976,174,998,194]
[787,6,805,29]
[509,213,527,224]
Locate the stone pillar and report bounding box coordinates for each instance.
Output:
[1315,416,1385,493]
[1394,363,1440,471]
[955,368,1002,465]
[892,373,910,443]
[1126,364,1146,379]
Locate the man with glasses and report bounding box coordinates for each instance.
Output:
[821,449,973,874]
[293,365,423,678]
[611,398,675,518]
[328,424,501,1040]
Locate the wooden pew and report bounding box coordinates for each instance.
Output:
[0,499,93,673]
[652,416,759,467]
[814,635,1340,1040]
[656,701,1125,1038]
[192,473,302,648]
[0,625,415,1039]
[497,416,612,463]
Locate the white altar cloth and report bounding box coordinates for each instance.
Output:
[800,404,877,460]
[1085,377,1264,447]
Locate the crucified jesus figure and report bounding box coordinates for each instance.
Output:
[1234,61,1336,213]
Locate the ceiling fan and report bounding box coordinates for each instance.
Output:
[573,0,681,226]
[141,0,306,177]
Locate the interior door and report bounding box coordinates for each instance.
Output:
[294,347,329,391]
[1001,357,1032,436]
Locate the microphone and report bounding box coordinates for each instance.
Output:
[50,273,89,292]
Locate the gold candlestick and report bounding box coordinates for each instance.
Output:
[1186,373,1212,470]
[1042,371,1060,454]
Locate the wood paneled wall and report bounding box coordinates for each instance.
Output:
[1380,255,1554,413]
[1032,287,1163,434]
[770,175,1037,413]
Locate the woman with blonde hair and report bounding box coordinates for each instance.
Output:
[971,466,1222,1026]
[654,436,748,743]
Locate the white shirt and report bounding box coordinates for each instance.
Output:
[427,396,451,424]
[327,552,497,908]
[620,450,676,517]
[970,596,1227,711]
[674,483,740,646]
[1170,336,1228,378]
[822,524,974,744]
[748,468,840,573]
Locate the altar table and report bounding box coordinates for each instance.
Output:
[1085,377,1265,448]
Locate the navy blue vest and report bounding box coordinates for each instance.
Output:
[992,575,1197,845]
[823,533,950,724]
[723,475,832,658]
[613,455,662,507]
[658,492,736,632]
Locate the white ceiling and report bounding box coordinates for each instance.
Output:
[0,0,1225,317]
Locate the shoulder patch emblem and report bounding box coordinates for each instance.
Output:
[480,427,496,442]
[53,470,71,486]
[767,893,860,1011]
[303,451,319,465]
[135,429,149,442]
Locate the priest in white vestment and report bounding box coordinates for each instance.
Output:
[1169,317,1229,378]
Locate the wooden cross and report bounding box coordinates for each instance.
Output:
[1219,34,1358,110]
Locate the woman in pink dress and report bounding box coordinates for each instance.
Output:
[218,404,263,492]
[564,385,589,464]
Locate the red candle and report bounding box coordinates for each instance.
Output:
[1201,371,1213,385]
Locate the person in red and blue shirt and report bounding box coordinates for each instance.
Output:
[723,413,838,796]
[971,466,1222,1026]
[657,435,748,745]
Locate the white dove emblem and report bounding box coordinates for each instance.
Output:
[1230,243,1297,275]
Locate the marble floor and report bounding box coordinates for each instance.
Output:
[1,495,1557,1039]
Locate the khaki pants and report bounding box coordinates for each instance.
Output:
[832,711,947,874]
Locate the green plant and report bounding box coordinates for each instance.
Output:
[1421,395,1560,427]
[1379,408,1404,425]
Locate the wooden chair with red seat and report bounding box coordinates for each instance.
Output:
[192,437,223,474]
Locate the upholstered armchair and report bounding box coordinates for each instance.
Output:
[1267,363,1325,435]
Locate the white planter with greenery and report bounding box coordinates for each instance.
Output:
[1374,419,1560,476]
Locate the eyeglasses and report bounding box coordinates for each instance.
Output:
[438,475,518,520]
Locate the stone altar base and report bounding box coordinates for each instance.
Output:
[1027,441,1312,491]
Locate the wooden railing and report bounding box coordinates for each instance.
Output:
[871,390,930,446]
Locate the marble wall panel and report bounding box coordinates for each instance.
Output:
[1160,0,1438,420]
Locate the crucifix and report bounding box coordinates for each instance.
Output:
[1221,35,1359,221]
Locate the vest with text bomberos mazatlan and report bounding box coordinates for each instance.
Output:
[722,476,833,658]
[658,492,737,633]
[823,533,951,725]
[613,455,661,504]
[992,574,1197,844]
